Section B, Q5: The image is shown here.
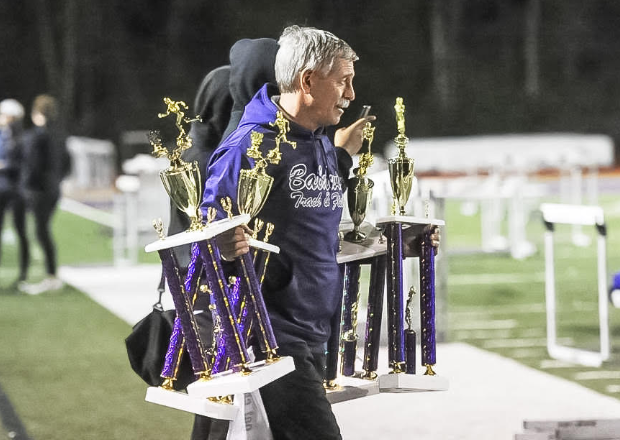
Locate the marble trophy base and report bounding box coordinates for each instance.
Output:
[337,221,387,264]
[145,214,252,253]
[375,215,445,228]
[187,356,295,399]
[379,372,449,392]
[145,386,238,419]
[325,375,380,404]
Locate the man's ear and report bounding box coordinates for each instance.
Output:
[300,69,314,94]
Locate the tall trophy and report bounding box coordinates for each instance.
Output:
[344,121,375,243]
[387,97,414,216]
[232,111,298,361]
[187,111,297,400]
[374,98,448,393]
[143,98,241,419]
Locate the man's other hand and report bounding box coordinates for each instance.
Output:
[216,224,252,261]
[334,115,376,157]
[403,224,441,258]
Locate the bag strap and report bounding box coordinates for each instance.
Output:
[153,267,166,312]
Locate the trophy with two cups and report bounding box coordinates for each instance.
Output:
[142,99,294,418]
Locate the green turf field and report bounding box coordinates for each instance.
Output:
[0,193,619,438]
[0,210,191,440]
[444,193,620,398]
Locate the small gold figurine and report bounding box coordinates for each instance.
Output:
[252,218,264,240]
[357,122,375,178]
[267,111,297,163]
[207,207,217,225]
[220,197,234,219]
[263,223,274,243]
[152,218,165,240]
[405,286,416,331]
[157,97,202,154]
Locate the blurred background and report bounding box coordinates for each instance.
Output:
[3,0,620,162]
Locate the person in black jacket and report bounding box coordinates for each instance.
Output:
[221,37,279,141]
[0,99,29,286]
[18,94,69,294]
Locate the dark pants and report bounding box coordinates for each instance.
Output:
[0,188,29,281]
[191,341,342,440]
[27,190,59,276]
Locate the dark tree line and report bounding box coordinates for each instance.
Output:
[2,0,620,165]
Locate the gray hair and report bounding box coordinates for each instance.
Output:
[275,25,358,93]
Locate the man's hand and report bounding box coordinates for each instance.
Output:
[216,224,253,261]
[334,115,376,157]
[403,224,441,258]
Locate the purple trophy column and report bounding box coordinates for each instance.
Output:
[159,248,210,377]
[341,262,361,376]
[160,243,203,380]
[405,329,416,374]
[362,255,386,378]
[197,239,250,372]
[237,252,278,357]
[419,229,437,369]
[386,223,405,372]
[324,264,345,387]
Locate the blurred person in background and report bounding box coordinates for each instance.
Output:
[0,98,30,287]
[18,94,70,294]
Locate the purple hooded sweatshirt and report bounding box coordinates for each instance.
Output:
[201,84,352,347]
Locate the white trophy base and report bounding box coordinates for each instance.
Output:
[337,221,387,264]
[187,356,295,399]
[145,386,238,419]
[325,375,380,404]
[145,215,251,252]
[376,215,445,227]
[378,372,449,392]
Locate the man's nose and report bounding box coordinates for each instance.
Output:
[344,83,355,101]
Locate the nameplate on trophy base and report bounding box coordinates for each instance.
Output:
[325,376,380,404]
[376,215,445,227]
[186,356,295,399]
[144,214,251,252]
[145,387,239,419]
[378,373,449,392]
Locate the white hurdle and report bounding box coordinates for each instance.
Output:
[540,203,610,367]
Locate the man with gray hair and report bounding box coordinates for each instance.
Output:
[199,25,373,439]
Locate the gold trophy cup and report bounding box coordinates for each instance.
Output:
[345,177,374,242]
[148,98,202,231]
[345,121,376,243]
[237,131,275,218]
[388,97,414,216]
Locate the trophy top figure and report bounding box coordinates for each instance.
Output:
[394,97,409,159]
[356,122,375,178]
[246,131,269,173]
[267,111,297,163]
[149,97,201,168]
